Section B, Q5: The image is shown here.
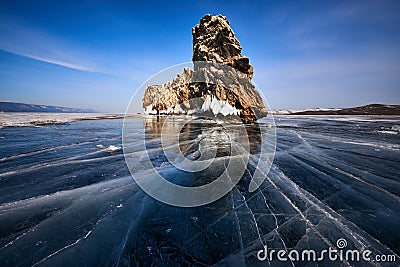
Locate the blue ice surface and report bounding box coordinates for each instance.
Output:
[0,115,399,266]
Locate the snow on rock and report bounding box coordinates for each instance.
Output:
[201,95,239,116]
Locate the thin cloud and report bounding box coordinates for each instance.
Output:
[0,18,100,73]
[0,17,169,79]
[1,47,95,72]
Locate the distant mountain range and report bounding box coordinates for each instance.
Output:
[273,104,400,116]
[0,102,97,113]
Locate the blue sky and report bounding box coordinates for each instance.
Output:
[0,0,399,112]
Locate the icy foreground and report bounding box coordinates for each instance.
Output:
[0,116,399,266]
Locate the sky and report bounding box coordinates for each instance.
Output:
[0,0,399,112]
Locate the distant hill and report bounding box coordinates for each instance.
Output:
[0,102,97,113]
[290,104,400,115]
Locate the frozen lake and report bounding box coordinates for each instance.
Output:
[0,114,399,266]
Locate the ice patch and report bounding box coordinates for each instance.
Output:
[0,113,125,128]
[391,125,400,131]
[378,130,398,135]
[376,124,400,135]
[104,145,121,153]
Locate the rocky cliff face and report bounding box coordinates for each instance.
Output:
[142,14,267,123]
[192,14,253,79]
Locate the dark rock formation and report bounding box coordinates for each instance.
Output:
[142,67,193,113]
[192,14,253,79]
[143,14,267,123]
[291,104,400,115]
